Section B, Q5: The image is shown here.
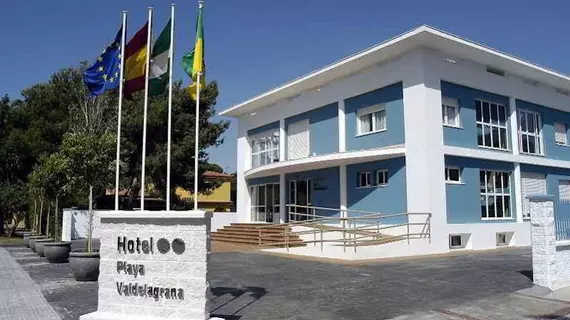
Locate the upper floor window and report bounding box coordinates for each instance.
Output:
[357,172,372,188]
[518,109,543,155]
[251,130,279,168]
[555,123,568,146]
[445,167,461,184]
[476,100,508,150]
[357,105,386,136]
[442,97,460,127]
[480,170,511,219]
[376,170,388,186]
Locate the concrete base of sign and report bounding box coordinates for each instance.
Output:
[79,210,214,320]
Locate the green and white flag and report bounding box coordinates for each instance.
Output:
[149,19,171,96]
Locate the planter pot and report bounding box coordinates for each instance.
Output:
[35,239,54,257]
[69,251,100,282]
[29,236,47,251]
[44,242,72,263]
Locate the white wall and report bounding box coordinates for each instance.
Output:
[62,209,237,240]
[61,208,104,241]
[210,212,238,232]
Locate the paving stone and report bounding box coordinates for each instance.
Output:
[0,247,60,320]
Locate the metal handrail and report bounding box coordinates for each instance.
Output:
[254,204,431,252]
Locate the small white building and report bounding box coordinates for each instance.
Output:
[219,25,570,259]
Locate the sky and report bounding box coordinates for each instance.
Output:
[2,0,570,173]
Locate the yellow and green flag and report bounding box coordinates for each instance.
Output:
[181,1,205,100]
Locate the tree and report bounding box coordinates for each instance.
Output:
[121,81,229,207]
[29,153,70,239]
[59,133,116,251]
[0,181,28,237]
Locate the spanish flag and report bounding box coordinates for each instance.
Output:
[181,1,205,100]
[124,22,149,98]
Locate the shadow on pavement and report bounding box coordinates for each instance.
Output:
[210,286,268,319]
[518,269,533,281]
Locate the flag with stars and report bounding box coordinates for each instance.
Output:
[83,27,122,96]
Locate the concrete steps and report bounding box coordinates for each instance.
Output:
[211,223,306,247]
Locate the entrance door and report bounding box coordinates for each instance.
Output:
[289,179,313,221]
[521,172,546,219]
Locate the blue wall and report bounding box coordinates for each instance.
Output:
[346,157,407,223]
[441,81,511,150]
[247,175,280,186]
[445,156,515,224]
[285,103,339,156]
[516,99,570,161]
[520,164,570,239]
[247,121,280,137]
[344,82,405,151]
[286,167,340,217]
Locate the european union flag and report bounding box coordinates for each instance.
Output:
[83,27,122,96]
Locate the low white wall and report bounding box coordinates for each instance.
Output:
[61,208,106,241]
[211,212,238,232]
[62,209,237,240]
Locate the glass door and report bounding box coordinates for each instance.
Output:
[251,184,280,223]
[289,179,313,221]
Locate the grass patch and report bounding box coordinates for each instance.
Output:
[0,235,24,246]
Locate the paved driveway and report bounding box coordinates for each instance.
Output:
[6,243,534,320]
[209,248,533,320]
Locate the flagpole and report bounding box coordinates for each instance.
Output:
[141,7,153,211]
[115,10,127,211]
[193,71,201,211]
[193,0,204,212]
[166,3,175,211]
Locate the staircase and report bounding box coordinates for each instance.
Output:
[211,223,306,247]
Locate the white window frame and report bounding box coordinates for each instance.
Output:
[476,99,509,151]
[555,122,568,146]
[480,170,512,220]
[356,104,386,136]
[445,167,462,184]
[357,172,372,188]
[518,109,543,155]
[442,97,460,128]
[250,129,280,168]
[449,234,464,249]
[376,170,388,186]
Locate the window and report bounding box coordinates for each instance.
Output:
[442,97,460,127]
[357,105,386,135]
[496,233,508,246]
[445,167,461,183]
[555,123,568,146]
[251,130,280,168]
[480,170,511,219]
[518,110,543,155]
[357,172,372,188]
[376,170,388,186]
[449,235,463,249]
[476,100,509,150]
[559,180,570,202]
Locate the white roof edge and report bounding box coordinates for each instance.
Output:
[221,25,570,117]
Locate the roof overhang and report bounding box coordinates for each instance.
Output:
[220,25,570,118]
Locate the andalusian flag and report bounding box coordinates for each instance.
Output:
[124,22,149,98]
[149,20,171,96]
[181,1,205,100]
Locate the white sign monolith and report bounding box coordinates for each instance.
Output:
[80,210,213,320]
